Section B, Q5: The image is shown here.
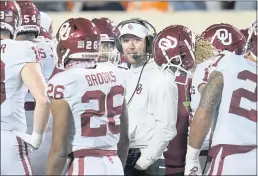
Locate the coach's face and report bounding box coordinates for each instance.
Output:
[120,34,146,65]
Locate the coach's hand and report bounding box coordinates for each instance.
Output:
[13,130,44,150]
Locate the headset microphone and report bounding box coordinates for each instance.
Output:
[132,54,140,60]
[124,54,150,60]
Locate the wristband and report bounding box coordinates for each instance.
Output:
[186,145,201,160]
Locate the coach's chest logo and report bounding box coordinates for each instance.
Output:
[136,84,143,94]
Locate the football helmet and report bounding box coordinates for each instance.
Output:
[153,25,196,84]
[201,23,246,55]
[16,1,40,37]
[40,11,53,38]
[55,17,101,69]
[92,17,115,42]
[92,17,118,63]
[0,1,21,38]
[245,21,257,59]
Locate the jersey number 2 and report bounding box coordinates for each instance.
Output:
[229,70,257,122]
[81,85,124,137]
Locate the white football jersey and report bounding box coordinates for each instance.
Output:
[47,64,126,151]
[211,52,257,147]
[191,51,232,115]
[190,59,213,115]
[1,39,40,132]
[25,39,55,102]
[97,61,129,90]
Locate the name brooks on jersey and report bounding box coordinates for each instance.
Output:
[86,71,116,86]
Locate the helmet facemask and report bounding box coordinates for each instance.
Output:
[160,39,194,85]
[99,41,120,65]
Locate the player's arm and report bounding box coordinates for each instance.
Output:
[47,98,70,175]
[117,98,129,168]
[185,71,224,173]
[21,62,50,147]
[189,72,223,149]
[136,79,178,170]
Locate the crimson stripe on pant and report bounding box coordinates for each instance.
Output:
[16,137,31,175]
[24,142,32,174]
[208,159,216,175]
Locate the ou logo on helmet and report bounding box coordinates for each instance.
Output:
[158,35,178,50]
[211,28,232,46]
[59,22,71,41]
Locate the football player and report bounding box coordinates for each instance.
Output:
[1,1,50,175]
[189,23,247,172]
[192,23,247,119]
[185,21,257,175]
[152,25,217,176]
[152,25,195,176]
[92,17,118,64]
[14,2,55,175]
[46,17,129,175]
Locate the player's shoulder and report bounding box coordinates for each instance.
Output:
[9,39,36,49]
[214,50,235,63]
[34,38,52,49]
[2,39,37,52]
[48,68,84,86]
[96,62,121,75]
[196,58,213,70]
[214,51,242,70]
[1,39,39,63]
[97,61,117,70]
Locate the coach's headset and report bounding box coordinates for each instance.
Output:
[114,18,157,55]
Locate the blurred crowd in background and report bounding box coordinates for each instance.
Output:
[33,1,257,12]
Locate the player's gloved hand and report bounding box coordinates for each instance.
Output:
[13,130,44,150]
[184,145,202,175]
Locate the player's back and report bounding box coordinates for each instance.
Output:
[212,52,257,147]
[25,38,55,103]
[97,61,129,88]
[1,39,39,132]
[47,64,125,153]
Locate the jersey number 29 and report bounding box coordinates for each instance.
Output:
[81,85,124,137]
